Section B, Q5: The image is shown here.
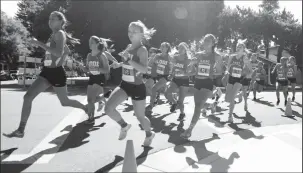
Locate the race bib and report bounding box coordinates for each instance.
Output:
[198,64,210,77]
[44,60,52,66]
[256,73,261,81]
[44,43,52,66]
[90,70,100,75]
[156,64,165,75]
[147,67,152,75]
[231,67,242,78]
[278,73,285,80]
[175,69,185,77]
[287,69,293,77]
[122,64,135,82]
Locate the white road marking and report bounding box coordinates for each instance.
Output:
[3,99,87,163]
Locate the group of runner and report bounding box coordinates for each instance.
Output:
[4,11,298,147]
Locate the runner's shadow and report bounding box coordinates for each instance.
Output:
[233,112,262,127]
[94,146,153,173]
[294,101,302,108]
[161,121,189,148]
[253,98,275,107]
[1,116,105,173]
[148,113,172,133]
[0,147,18,161]
[228,122,264,140]
[206,113,227,128]
[181,133,240,172]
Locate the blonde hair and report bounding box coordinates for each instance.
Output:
[129,20,156,41]
[90,36,113,52]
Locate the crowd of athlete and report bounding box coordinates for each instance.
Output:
[4,11,298,146]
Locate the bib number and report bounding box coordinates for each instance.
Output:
[175,69,184,77]
[287,71,293,77]
[147,67,152,75]
[156,64,165,75]
[231,67,242,78]
[122,64,135,82]
[256,73,261,81]
[44,60,52,66]
[278,73,285,80]
[198,64,210,77]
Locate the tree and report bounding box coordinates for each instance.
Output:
[16,0,70,58]
[1,11,31,70]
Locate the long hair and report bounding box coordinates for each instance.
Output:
[51,11,80,45]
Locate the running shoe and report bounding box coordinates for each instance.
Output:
[3,130,24,138]
[178,113,185,121]
[118,124,131,140]
[143,132,155,146]
[170,103,177,113]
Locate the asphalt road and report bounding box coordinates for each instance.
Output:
[1,87,302,173]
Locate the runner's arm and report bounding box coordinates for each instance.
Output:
[98,53,110,74]
[128,46,148,73]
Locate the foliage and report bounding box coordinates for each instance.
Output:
[1,11,31,69]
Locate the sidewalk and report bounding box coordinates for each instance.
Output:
[110,123,302,172]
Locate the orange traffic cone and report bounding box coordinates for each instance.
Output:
[285,97,293,116]
[122,140,137,173]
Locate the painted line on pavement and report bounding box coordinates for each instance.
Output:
[3,99,87,163]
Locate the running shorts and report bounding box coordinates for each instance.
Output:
[277,79,288,86]
[256,80,265,86]
[172,77,190,87]
[228,75,242,85]
[241,78,251,86]
[39,66,66,87]
[288,78,296,84]
[120,81,146,100]
[88,74,106,86]
[194,78,214,91]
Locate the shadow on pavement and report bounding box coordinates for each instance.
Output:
[233,112,262,128]
[228,122,264,140]
[294,101,302,108]
[1,148,18,162]
[1,115,105,173]
[253,98,275,107]
[278,108,302,119]
[94,146,153,173]
[178,133,240,172]
[121,102,133,113]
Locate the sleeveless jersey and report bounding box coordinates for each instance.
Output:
[229,55,244,78]
[87,52,103,75]
[173,55,189,79]
[276,64,287,80]
[255,68,265,81]
[154,54,170,75]
[44,31,65,68]
[146,56,157,78]
[195,52,216,79]
[287,65,296,78]
[121,45,144,85]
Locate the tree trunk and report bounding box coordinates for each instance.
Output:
[263,39,270,59]
[277,41,285,63]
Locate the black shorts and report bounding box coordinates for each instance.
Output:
[39,66,66,87]
[288,78,296,84]
[213,75,223,87]
[194,78,214,91]
[156,75,169,81]
[228,75,242,85]
[172,77,190,87]
[88,74,105,86]
[277,79,288,86]
[120,81,146,100]
[256,80,265,86]
[241,78,251,86]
